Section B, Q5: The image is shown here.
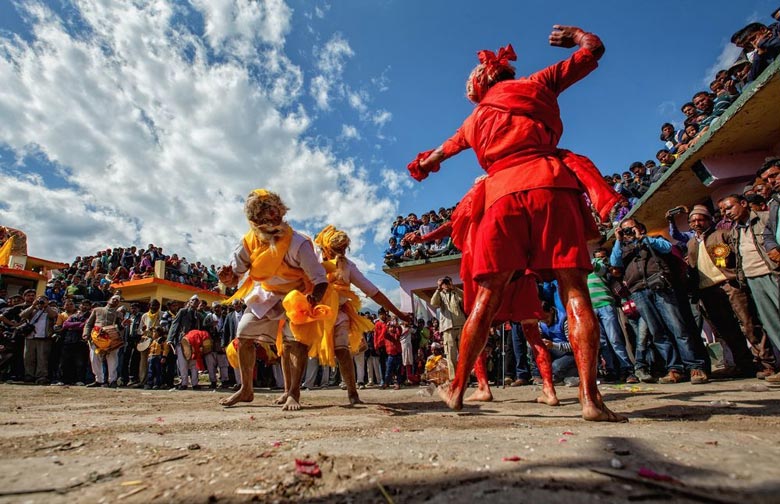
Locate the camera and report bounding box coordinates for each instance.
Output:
[666,206,686,219]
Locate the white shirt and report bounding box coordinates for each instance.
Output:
[230,231,327,320]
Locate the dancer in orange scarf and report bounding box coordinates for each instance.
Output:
[407,25,624,422]
[314,225,411,404]
[218,190,329,411]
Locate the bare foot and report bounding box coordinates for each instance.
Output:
[274,392,288,405]
[436,383,463,411]
[536,386,560,406]
[348,393,364,406]
[219,389,254,406]
[582,402,627,422]
[464,387,493,402]
[281,396,301,411]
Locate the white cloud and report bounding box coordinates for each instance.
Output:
[372,109,392,127]
[309,32,354,110]
[381,168,413,195]
[193,0,292,55]
[347,89,369,113]
[340,124,361,140]
[702,43,742,86]
[0,1,397,265]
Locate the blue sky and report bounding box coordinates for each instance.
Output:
[0,0,774,303]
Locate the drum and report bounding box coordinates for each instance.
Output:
[180,337,193,360]
[226,339,239,369]
[136,337,152,352]
[91,325,123,354]
[201,337,213,355]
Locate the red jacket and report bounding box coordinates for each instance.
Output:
[373,319,387,352]
[384,325,402,356]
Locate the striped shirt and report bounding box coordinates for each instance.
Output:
[587,259,614,309]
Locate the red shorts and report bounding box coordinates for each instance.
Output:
[471,188,592,281]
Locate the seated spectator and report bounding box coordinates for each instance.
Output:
[383,237,405,265]
[428,236,453,257]
[659,123,678,152]
[610,198,632,225]
[537,302,577,385]
[400,238,426,261]
[405,213,421,234]
[681,102,699,127]
[628,161,651,198]
[692,91,733,128]
[732,22,780,82]
[656,148,676,168]
[390,216,410,242]
[418,213,439,241]
[728,56,752,92]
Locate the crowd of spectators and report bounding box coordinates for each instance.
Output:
[383,207,459,266]
[598,13,780,233]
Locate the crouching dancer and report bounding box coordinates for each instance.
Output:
[218,189,329,411]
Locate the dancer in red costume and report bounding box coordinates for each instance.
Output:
[405,220,560,407]
[407,25,624,422]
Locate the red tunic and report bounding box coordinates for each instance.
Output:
[436,46,619,318]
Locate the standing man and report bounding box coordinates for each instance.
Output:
[588,248,635,383]
[718,195,780,381]
[686,205,776,378]
[217,189,329,410]
[758,157,780,264]
[82,294,123,387]
[59,299,91,385]
[20,295,59,384]
[430,276,466,380]
[407,25,623,420]
[610,218,709,385]
[138,299,162,387]
[168,295,202,390]
[120,302,144,387]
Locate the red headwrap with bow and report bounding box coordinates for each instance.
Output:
[469,44,517,103]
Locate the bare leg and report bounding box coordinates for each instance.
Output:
[274,345,291,405]
[438,271,512,410]
[336,347,362,405]
[219,339,255,406]
[465,352,493,402]
[555,268,627,422]
[521,320,559,406]
[282,342,308,411]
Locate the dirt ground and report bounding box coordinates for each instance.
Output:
[1,379,779,504]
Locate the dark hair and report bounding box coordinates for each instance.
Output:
[629,161,644,171]
[656,148,670,157]
[745,193,767,206]
[680,102,695,112]
[757,157,780,177]
[692,91,710,101]
[717,193,747,205]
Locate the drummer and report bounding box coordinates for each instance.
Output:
[82,294,124,387]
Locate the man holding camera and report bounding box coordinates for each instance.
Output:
[19,295,60,384]
[610,218,708,384]
[430,276,466,380]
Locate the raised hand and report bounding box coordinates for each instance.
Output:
[549,25,584,48]
[217,265,239,287]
